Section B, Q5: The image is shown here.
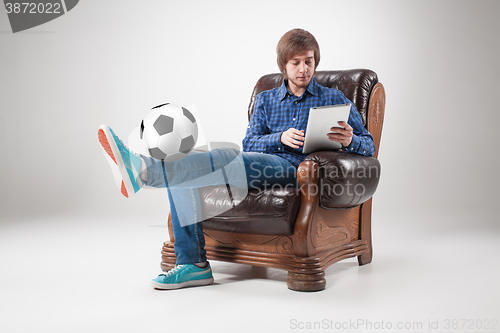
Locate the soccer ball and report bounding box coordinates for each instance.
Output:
[140,103,198,161]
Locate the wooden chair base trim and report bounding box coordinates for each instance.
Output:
[160,240,368,291]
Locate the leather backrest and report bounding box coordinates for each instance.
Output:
[247,69,379,128]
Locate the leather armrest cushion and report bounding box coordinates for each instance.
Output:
[303,150,381,209]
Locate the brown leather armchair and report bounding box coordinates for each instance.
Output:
[161,69,386,291]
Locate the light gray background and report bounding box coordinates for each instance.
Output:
[1,1,499,332]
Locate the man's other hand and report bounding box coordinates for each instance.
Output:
[280,128,305,149]
[327,121,353,147]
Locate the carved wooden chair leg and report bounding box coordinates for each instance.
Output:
[160,239,176,272]
[358,250,372,266]
[287,271,326,292]
[357,199,373,266]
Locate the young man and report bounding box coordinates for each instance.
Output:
[98,28,374,290]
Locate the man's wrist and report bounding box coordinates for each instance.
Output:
[345,135,360,152]
[270,132,285,152]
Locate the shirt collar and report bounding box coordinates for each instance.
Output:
[305,77,320,97]
[277,77,320,101]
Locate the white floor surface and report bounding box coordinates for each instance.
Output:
[1,212,498,333]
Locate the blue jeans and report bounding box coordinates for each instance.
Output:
[143,148,297,264]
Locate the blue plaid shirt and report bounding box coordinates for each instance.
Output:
[242,77,375,167]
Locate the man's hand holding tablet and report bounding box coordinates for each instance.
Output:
[327,121,353,147]
[280,128,305,149]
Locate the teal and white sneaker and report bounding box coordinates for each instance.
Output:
[98,125,144,198]
[151,263,214,290]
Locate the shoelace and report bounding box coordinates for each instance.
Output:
[112,131,140,159]
[159,265,184,277]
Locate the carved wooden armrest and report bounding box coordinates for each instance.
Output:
[291,160,319,256]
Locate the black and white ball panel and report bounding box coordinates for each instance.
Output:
[140,103,198,161]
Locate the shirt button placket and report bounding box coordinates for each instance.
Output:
[293,102,297,122]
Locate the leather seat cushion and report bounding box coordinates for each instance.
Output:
[200,186,300,236]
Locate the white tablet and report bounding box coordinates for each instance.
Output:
[302,104,351,154]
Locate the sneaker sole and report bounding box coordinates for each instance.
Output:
[151,276,214,290]
[98,125,134,198]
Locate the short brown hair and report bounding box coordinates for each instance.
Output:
[276,29,320,75]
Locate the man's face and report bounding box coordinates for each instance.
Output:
[285,50,315,94]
